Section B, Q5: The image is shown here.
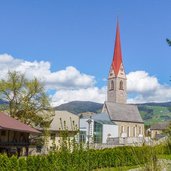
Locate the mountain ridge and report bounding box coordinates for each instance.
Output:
[55,101,171,125]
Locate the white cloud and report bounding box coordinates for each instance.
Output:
[51,87,106,106]
[0,54,13,62]
[0,54,95,89]
[0,53,171,106]
[127,71,159,93]
[45,66,95,89]
[127,71,171,103]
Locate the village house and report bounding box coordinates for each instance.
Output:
[47,110,79,150]
[150,122,170,139]
[102,22,144,144]
[80,113,118,144]
[0,112,40,157]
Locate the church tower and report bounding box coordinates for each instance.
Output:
[107,21,127,104]
[103,21,144,140]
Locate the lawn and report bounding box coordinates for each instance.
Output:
[94,165,140,171]
[94,155,171,171]
[158,154,171,160]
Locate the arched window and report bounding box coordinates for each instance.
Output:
[120,126,124,136]
[133,127,136,137]
[139,127,142,135]
[111,80,114,90]
[119,80,124,90]
[127,126,130,137]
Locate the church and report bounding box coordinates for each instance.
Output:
[102,22,144,140]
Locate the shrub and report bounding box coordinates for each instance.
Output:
[0,145,168,171]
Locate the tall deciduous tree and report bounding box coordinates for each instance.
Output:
[0,71,54,128]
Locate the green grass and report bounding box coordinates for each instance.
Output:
[95,155,171,171]
[94,165,140,171]
[94,154,171,171]
[158,154,171,160]
[140,105,171,125]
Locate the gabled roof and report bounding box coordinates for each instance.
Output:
[104,102,144,123]
[0,112,40,134]
[112,21,123,76]
[150,122,170,130]
[50,111,79,131]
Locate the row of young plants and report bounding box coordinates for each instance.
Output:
[0,144,169,171]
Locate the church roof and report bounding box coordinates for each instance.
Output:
[104,102,144,123]
[112,21,123,76]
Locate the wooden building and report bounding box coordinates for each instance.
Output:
[0,112,40,157]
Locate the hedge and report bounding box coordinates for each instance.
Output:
[0,145,168,171]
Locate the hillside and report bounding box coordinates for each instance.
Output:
[137,103,171,125]
[55,101,171,125]
[0,99,8,104]
[55,101,103,114]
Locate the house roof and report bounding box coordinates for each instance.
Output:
[150,122,170,130]
[95,120,114,125]
[50,110,79,131]
[104,102,144,123]
[92,113,116,125]
[112,21,123,76]
[0,112,40,134]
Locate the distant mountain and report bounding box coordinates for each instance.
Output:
[55,101,103,114]
[137,102,171,107]
[0,99,8,105]
[55,101,171,125]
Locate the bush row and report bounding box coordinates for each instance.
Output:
[0,145,168,171]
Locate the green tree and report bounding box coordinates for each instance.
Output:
[0,71,54,128]
[163,122,171,137]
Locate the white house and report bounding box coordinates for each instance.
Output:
[80,113,118,144]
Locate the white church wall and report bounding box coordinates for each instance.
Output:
[102,124,118,143]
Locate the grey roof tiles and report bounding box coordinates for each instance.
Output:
[104,101,144,123]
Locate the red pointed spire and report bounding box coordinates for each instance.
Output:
[112,21,123,76]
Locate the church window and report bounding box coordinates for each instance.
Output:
[139,127,142,135]
[119,80,124,90]
[127,126,130,137]
[120,126,124,136]
[111,80,114,90]
[121,126,124,133]
[133,127,136,137]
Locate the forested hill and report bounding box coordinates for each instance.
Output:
[0,99,8,105]
[55,101,103,114]
[55,101,171,125]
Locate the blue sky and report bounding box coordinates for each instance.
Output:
[0,1,170,105]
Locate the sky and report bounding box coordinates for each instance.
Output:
[0,1,170,106]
